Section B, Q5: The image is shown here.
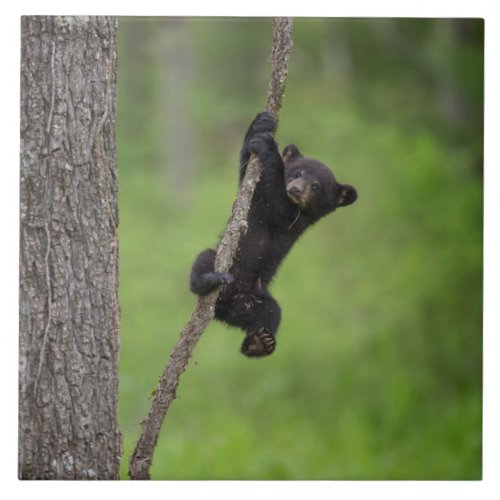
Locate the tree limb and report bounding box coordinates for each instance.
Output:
[128,17,294,480]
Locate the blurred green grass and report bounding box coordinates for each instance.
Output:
[116,18,482,479]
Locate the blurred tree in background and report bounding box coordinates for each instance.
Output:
[116,17,483,479]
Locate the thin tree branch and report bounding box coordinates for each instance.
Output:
[128,17,294,480]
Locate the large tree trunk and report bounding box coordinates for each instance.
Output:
[19,16,121,480]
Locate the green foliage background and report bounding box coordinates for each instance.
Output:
[116,18,483,479]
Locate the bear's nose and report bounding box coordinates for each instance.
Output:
[289,185,302,197]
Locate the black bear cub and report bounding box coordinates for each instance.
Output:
[190,112,357,357]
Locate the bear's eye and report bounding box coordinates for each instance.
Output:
[312,183,320,192]
[293,170,302,179]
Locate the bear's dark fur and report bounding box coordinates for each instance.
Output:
[190,112,357,357]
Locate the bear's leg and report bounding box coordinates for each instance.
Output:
[190,249,234,296]
[231,292,281,358]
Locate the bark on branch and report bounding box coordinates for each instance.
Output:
[128,17,294,480]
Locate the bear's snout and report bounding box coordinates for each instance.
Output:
[286,181,309,208]
[288,185,302,198]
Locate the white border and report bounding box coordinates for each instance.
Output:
[4,2,498,498]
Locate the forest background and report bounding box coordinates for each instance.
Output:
[116,17,483,480]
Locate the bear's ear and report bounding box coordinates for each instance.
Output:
[336,183,358,207]
[282,144,302,163]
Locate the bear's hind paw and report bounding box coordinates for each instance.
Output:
[241,328,276,358]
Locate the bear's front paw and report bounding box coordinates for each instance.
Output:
[251,111,277,135]
[248,132,275,157]
[241,328,276,357]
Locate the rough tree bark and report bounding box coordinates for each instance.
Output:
[19,16,121,479]
[128,17,294,480]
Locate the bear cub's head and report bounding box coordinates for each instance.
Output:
[282,144,357,219]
